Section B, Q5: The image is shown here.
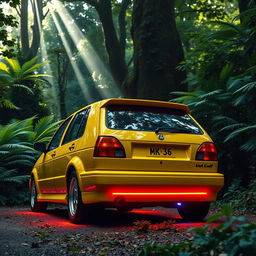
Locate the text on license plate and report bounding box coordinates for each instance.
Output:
[149,147,172,156]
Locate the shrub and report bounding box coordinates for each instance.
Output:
[215,179,256,213]
[138,206,256,256]
[0,116,60,205]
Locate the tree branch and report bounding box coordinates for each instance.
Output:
[179,8,217,14]
[43,9,49,19]
[63,0,97,7]
[15,6,21,17]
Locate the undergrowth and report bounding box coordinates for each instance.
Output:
[214,179,256,214]
[138,206,256,256]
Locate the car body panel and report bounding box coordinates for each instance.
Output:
[31,98,224,207]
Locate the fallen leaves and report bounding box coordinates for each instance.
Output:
[21,220,190,255]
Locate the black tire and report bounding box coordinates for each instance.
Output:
[30,179,47,212]
[67,171,92,224]
[117,207,133,212]
[177,202,210,222]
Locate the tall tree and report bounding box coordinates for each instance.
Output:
[65,0,131,94]
[50,48,70,119]
[124,0,186,100]
[19,0,47,61]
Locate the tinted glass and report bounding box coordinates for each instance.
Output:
[106,105,203,134]
[47,117,71,151]
[62,108,90,144]
[76,108,90,138]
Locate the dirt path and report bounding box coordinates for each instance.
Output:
[0,206,255,255]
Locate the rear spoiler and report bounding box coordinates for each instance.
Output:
[100,98,190,114]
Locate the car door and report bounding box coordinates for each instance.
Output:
[37,117,72,194]
[52,108,90,193]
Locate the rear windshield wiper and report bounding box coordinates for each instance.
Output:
[155,127,192,134]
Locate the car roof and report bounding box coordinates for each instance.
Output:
[66,98,190,121]
[99,98,190,113]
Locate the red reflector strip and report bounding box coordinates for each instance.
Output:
[84,185,97,192]
[112,192,207,195]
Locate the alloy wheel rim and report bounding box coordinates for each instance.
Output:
[69,177,79,216]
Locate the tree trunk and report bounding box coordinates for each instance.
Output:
[124,0,186,101]
[29,0,44,59]
[20,0,29,56]
[95,0,128,92]
[56,51,70,119]
[65,0,131,95]
[238,0,250,14]
[20,0,44,61]
[238,0,256,25]
[118,0,131,62]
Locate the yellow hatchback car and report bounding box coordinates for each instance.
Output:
[30,98,224,223]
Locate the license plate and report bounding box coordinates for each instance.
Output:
[149,147,173,157]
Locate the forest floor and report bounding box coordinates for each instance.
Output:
[0,206,255,256]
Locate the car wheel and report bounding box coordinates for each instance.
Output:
[30,179,47,212]
[117,207,133,212]
[68,171,91,224]
[177,202,210,222]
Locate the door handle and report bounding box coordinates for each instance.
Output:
[69,143,75,151]
[51,152,56,158]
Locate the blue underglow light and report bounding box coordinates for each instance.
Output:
[176,202,182,207]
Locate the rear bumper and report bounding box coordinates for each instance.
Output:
[80,171,224,204]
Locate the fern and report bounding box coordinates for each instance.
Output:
[0,57,50,108]
[225,125,256,142]
[0,115,59,205]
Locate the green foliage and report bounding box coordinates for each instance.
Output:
[0,116,60,205]
[138,206,256,256]
[0,56,50,109]
[215,179,256,213]
[0,0,19,57]
[173,7,256,185]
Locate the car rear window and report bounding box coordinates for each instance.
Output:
[106,105,203,134]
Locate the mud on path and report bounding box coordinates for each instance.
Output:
[0,206,255,255]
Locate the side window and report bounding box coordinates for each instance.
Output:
[47,117,72,151]
[62,108,90,145]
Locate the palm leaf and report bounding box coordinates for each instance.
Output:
[234,82,256,94]
[22,62,47,76]
[20,56,39,74]
[23,74,52,79]
[207,21,243,34]
[240,140,256,152]
[33,116,60,143]
[219,123,246,133]
[207,29,239,41]
[34,116,55,134]
[0,99,17,109]
[4,58,21,78]
[0,168,19,179]
[12,84,33,94]
[224,125,256,142]
[0,62,9,72]
[233,8,256,22]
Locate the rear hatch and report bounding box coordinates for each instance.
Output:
[95,99,217,173]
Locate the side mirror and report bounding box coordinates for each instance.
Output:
[34,142,47,153]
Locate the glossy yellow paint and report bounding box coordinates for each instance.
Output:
[31,98,224,206]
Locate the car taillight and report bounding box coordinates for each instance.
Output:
[94,136,126,158]
[196,142,218,161]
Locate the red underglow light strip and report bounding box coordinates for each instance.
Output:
[112,192,208,195]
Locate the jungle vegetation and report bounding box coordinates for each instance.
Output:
[0,0,255,209]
